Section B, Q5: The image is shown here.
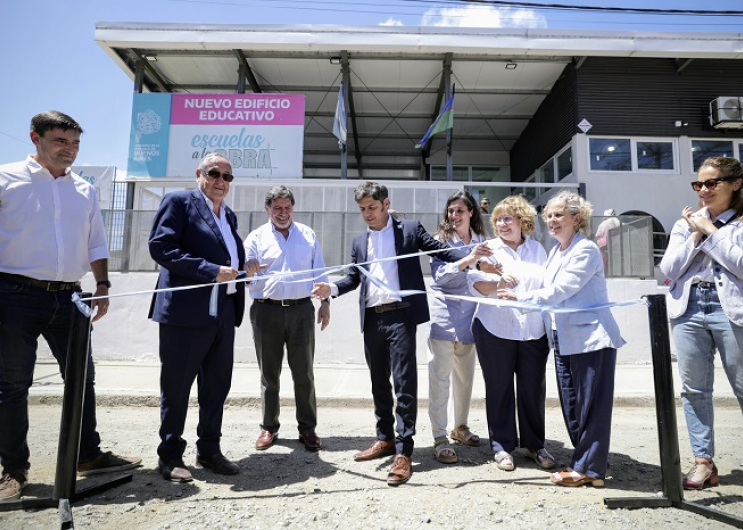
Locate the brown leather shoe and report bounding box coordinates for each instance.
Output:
[158,459,193,482]
[387,455,412,486]
[354,439,395,461]
[255,429,278,451]
[298,430,322,451]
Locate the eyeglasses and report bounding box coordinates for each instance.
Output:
[690,176,735,192]
[205,169,234,183]
[495,216,515,224]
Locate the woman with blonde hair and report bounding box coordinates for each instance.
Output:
[469,195,552,472]
[660,156,743,489]
[498,191,625,487]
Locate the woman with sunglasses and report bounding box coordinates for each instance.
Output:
[468,196,553,472]
[660,156,743,490]
[427,190,489,464]
[496,191,625,487]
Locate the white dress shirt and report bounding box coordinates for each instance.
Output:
[364,215,402,307]
[199,190,239,294]
[244,220,326,300]
[0,156,109,282]
[468,237,547,341]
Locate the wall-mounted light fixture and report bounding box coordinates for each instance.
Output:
[505,63,517,70]
[329,57,341,65]
[144,55,157,62]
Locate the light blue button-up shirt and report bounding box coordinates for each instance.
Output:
[244,220,326,300]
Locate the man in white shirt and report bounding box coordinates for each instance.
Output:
[0,111,141,502]
[244,185,330,452]
[312,181,491,486]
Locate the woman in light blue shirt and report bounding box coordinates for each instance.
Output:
[469,195,552,472]
[428,190,488,464]
[498,191,625,487]
[660,156,743,490]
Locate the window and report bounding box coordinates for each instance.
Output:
[739,143,743,162]
[556,147,572,180]
[692,140,734,171]
[589,139,631,171]
[636,141,674,170]
[539,161,555,183]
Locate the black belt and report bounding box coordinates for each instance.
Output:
[368,301,411,314]
[0,272,80,292]
[695,281,717,290]
[255,297,311,307]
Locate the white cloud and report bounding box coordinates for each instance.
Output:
[421,5,547,29]
[380,17,404,26]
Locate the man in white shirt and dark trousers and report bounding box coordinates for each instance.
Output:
[0,111,141,502]
[244,185,330,452]
[312,181,491,486]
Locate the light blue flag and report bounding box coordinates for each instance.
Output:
[332,82,347,148]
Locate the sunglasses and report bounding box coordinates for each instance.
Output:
[205,169,234,183]
[690,176,736,192]
[495,215,515,224]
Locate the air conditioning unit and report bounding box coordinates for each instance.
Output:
[709,96,743,128]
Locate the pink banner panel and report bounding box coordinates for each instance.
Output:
[170,94,305,125]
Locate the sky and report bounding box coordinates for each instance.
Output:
[1,0,742,171]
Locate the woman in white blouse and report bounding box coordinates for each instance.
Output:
[469,195,554,472]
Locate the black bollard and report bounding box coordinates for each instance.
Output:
[53,294,92,501]
[605,294,743,528]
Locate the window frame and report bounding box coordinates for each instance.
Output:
[587,136,679,174]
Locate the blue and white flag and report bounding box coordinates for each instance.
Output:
[332,82,347,148]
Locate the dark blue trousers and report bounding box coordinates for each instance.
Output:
[157,301,235,464]
[472,318,550,453]
[0,282,101,474]
[554,341,617,480]
[362,309,417,457]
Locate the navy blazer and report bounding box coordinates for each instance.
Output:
[148,189,246,328]
[335,218,461,331]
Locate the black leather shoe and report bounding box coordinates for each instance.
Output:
[196,453,240,475]
[298,430,322,451]
[158,459,193,482]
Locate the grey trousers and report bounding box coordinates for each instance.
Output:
[250,300,317,434]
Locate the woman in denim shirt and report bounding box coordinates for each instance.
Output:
[660,156,743,490]
[427,190,488,464]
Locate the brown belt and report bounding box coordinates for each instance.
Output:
[369,302,411,314]
[0,272,80,292]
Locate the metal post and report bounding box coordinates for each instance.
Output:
[605,295,743,528]
[53,297,92,501]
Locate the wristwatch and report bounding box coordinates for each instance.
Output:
[475,260,482,271]
[97,280,112,288]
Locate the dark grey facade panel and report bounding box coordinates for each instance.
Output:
[510,64,576,182]
[575,57,743,138]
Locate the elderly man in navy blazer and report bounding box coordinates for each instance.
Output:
[313,181,490,486]
[149,153,252,482]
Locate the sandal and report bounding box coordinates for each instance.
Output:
[550,468,604,488]
[525,448,556,470]
[683,459,719,490]
[434,438,458,464]
[450,425,481,447]
[494,451,515,471]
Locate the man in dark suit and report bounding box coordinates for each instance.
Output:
[312,181,490,486]
[149,153,252,482]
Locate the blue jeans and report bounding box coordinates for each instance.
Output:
[0,278,101,474]
[671,286,743,459]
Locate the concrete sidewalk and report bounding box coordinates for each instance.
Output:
[30,360,738,407]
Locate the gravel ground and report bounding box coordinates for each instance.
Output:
[3,403,743,529]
